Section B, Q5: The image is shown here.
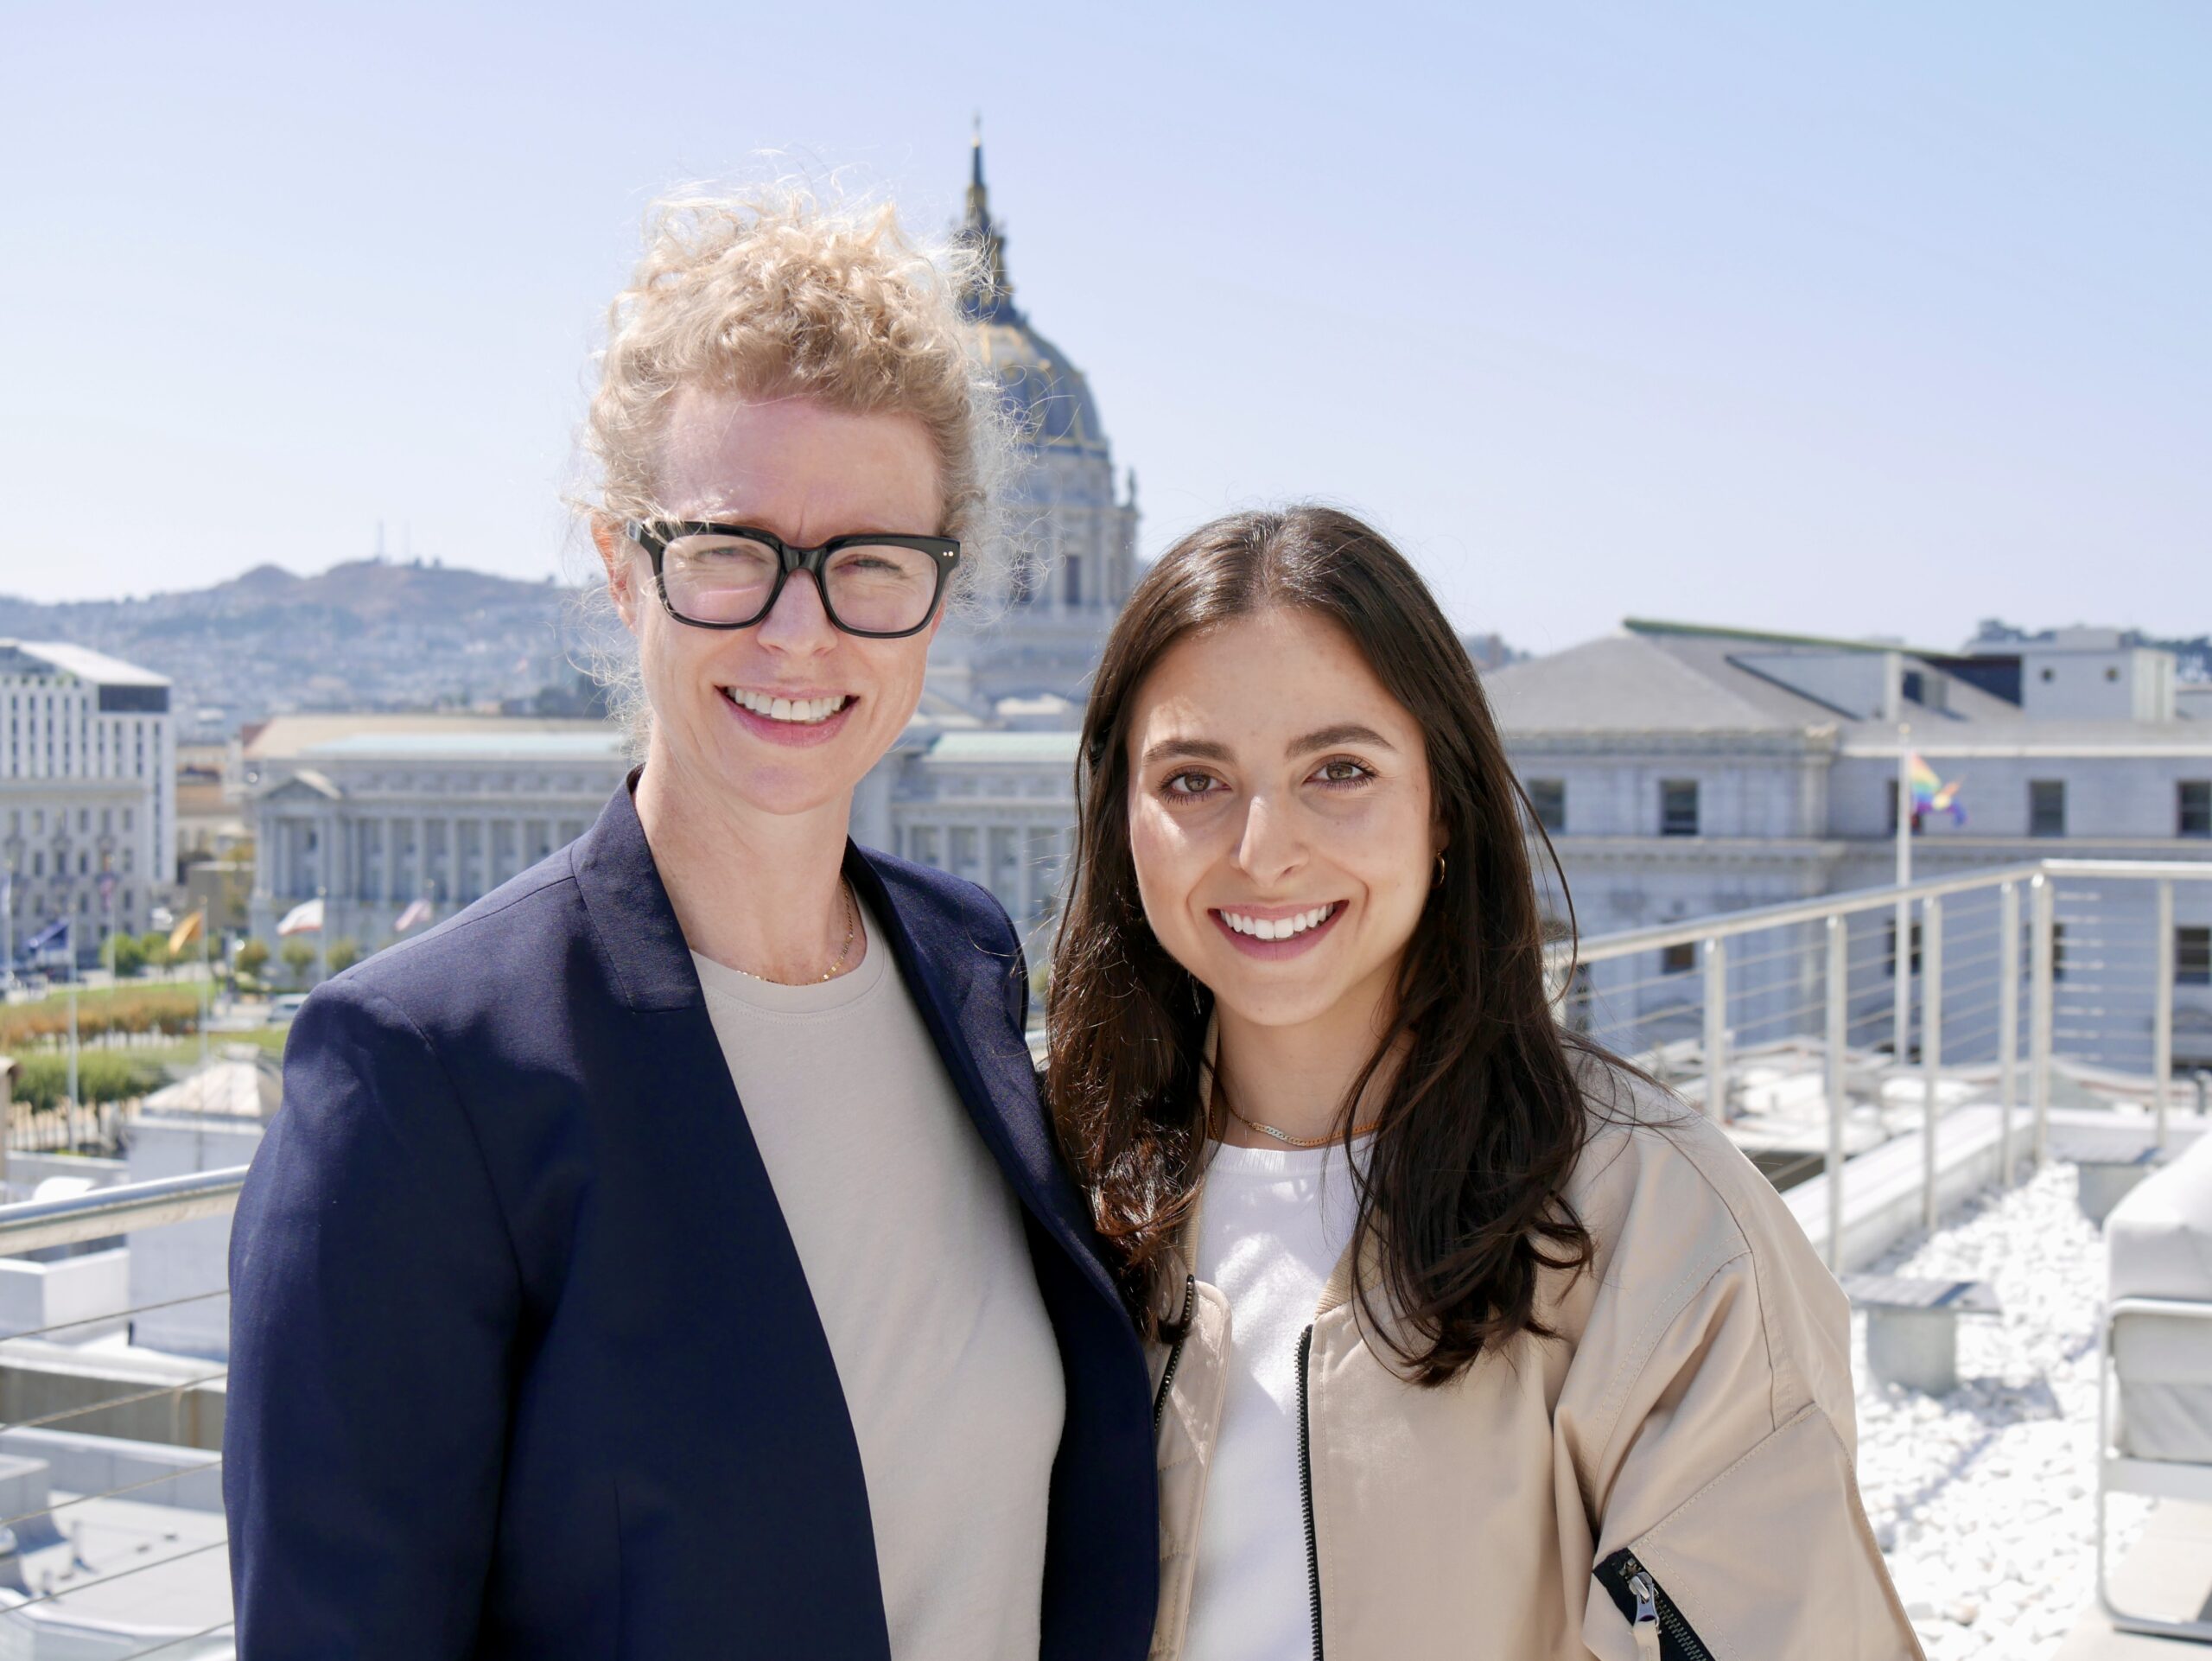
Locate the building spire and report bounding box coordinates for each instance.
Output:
[958,118,1014,320]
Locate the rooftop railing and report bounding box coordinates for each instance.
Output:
[0,1166,245,1658]
[1550,856,2212,1267]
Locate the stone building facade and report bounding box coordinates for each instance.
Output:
[0,640,175,965]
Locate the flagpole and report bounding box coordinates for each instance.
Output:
[66,915,79,1137]
[198,915,211,1069]
[1894,723,1912,1071]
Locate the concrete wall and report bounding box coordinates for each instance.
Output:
[0,1249,130,1344]
[125,1117,262,1362]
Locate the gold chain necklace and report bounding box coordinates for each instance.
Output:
[1217,1084,1381,1150]
[723,879,858,986]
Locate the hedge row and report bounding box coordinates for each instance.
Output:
[0,986,200,1050]
[8,1051,168,1112]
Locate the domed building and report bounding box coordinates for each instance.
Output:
[934,132,1141,709]
[851,137,1139,942]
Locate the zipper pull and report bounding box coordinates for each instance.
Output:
[1626,1567,1661,1661]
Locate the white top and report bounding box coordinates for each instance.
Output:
[1183,1137,1368,1661]
[693,900,1065,1661]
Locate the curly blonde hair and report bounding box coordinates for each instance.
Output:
[571,182,1011,739]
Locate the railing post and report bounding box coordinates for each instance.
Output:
[1702,936,1728,1121]
[1921,894,1943,1233]
[2031,873,2055,1166]
[1825,914,1847,1270]
[2154,878,2175,1150]
[1999,879,2020,1187]
[1892,890,1913,1075]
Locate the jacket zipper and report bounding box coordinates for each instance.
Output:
[1594,1549,1714,1661]
[1152,1275,1196,1433]
[1297,1324,1323,1661]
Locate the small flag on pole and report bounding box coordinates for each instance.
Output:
[1906,753,1966,830]
[276,898,326,937]
[168,910,206,956]
[392,896,434,934]
[25,916,68,954]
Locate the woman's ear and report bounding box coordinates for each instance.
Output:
[592,518,640,633]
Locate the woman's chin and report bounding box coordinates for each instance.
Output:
[1204,976,1348,1034]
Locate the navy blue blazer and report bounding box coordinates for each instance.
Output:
[226,780,1158,1659]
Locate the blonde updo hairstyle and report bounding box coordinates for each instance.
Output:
[576,182,1012,737]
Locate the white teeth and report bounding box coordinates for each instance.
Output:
[731,691,849,724]
[1224,904,1335,940]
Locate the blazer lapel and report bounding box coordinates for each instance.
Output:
[571,779,891,1652]
[847,849,1124,1314]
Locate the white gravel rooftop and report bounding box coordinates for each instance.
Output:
[1853,1161,2152,1658]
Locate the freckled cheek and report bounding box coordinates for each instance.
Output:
[1128,807,1205,932]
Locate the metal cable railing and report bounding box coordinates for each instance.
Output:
[1557,859,2212,1265]
[0,1167,246,1655]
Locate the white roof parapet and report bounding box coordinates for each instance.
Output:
[0,640,170,688]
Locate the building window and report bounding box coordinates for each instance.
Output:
[1528,779,1566,834]
[2033,920,2069,983]
[1662,941,1695,976]
[1660,780,1700,837]
[2029,780,2066,838]
[1885,779,1899,835]
[1565,965,1593,1034]
[1064,554,1084,608]
[1885,920,1923,979]
[2179,926,2212,988]
[2180,781,2211,839]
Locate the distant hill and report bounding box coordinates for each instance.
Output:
[0,558,615,738]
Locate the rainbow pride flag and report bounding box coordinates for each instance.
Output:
[1908,753,1966,829]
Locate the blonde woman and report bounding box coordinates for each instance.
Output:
[226,193,1157,1661]
[1049,506,1919,1660]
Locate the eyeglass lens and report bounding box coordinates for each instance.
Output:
[660,533,941,634]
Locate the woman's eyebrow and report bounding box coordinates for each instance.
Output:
[1141,735,1233,767]
[1289,722,1394,755]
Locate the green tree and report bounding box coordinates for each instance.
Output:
[139,929,173,971]
[109,932,148,978]
[233,938,270,987]
[278,939,316,989]
[325,937,363,975]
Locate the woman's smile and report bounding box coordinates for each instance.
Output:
[718,683,861,748]
[1210,900,1347,958]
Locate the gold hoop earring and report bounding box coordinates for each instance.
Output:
[1432,852,1447,890]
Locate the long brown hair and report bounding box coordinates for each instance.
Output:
[1047,505,1602,1385]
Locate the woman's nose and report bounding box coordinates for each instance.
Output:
[753,568,839,653]
[1232,793,1305,885]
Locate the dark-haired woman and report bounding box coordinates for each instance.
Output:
[1048,506,1921,1660]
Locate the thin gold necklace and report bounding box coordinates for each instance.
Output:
[1216,1081,1381,1150]
[724,879,858,986]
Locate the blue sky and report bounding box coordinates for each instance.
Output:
[4,0,2204,653]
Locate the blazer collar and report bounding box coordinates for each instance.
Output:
[571,774,1122,1311]
[571,772,701,1013]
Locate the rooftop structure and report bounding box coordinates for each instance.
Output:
[1,641,176,965]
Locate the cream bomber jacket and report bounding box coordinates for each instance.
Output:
[1145,1061,1923,1661]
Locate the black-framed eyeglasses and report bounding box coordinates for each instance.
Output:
[624,520,962,640]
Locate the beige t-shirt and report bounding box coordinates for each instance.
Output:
[692,899,1064,1661]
